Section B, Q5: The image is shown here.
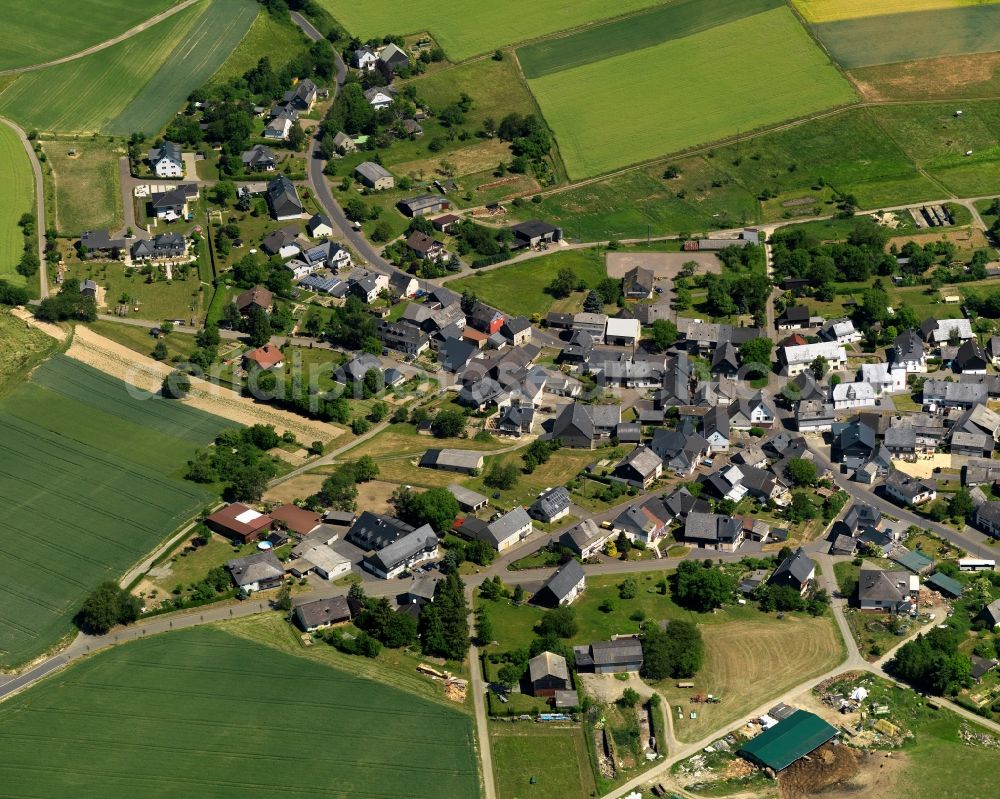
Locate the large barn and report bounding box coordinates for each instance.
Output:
[739,710,837,772]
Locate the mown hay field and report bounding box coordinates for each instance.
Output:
[517,0,782,78]
[0,121,34,287]
[0,0,178,71]
[529,6,857,179]
[850,53,1000,102]
[317,0,668,62]
[41,138,123,235]
[107,0,258,135]
[0,2,199,134]
[812,5,1000,68]
[0,356,229,667]
[793,0,997,24]
[0,626,483,799]
[491,725,596,799]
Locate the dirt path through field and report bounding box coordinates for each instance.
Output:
[66,325,342,442]
[10,307,66,342]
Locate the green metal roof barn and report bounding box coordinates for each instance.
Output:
[739,710,838,772]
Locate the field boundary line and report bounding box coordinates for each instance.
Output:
[0,0,202,77]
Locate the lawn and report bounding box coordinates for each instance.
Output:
[0,0,178,71]
[0,311,60,396]
[811,5,1000,69]
[107,0,259,136]
[0,356,229,667]
[0,1,199,134]
[40,137,123,235]
[446,248,607,318]
[463,447,600,511]
[64,258,207,321]
[517,0,782,78]
[528,6,857,179]
[0,625,482,798]
[317,0,669,62]
[0,120,34,287]
[86,320,201,362]
[491,724,596,799]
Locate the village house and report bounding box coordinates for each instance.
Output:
[858,568,918,613]
[293,596,352,632]
[131,233,186,262]
[780,341,847,376]
[235,285,273,315]
[612,498,672,545]
[148,141,183,178]
[574,637,644,674]
[885,469,937,507]
[776,305,811,331]
[611,445,663,489]
[532,559,586,607]
[818,317,861,345]
[306,213,334,238]
[550,402,621,448]
[362,525,439,579]
[241,144,277,172]
[604,316,641,346]
[243,343,284,371]
[283,78,317,111]
[683,511,745,552]
[832,381,878,411]
[150,184,198,220]
[920,317,974,346]
[529,486,571,524]
[796,400,836,433]
[405,231,446,261]
[266,175,303,220]
[923,380,988,410]
[364,86,396,110]
[769,548,815,595]
[954,339,989,374]
[227,551,284,592]
[560,519,611,559]
[378,319,429,356]
[622,266,655,299]
[510,219,561,249]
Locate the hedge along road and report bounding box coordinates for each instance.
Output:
[0,117,48,297]
[0,0,201,76]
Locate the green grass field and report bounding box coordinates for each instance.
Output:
[207,4,308,86]
[812,5,1000,68]
[530,106,948,239]
[0,121,34,287]
[0,0,178,71]
[66,258,206,321]
[491,725,596,799]
[517,0,782,78]
[0,312,60,396]
[319,0,671,62]
[0,625,482,798]
[446,248,607,318]
[529,6,857,179]
[0,2,199,134]
[41,138,123,235]
[107,0,258,135]
[0,356,229,667]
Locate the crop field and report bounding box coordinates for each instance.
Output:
[812,5,1000,69]
[318,0,668,62]
[0,2,199,134]
[41,138,123,235]
[0,121,34,287]
[517,0,782,78]
[208,5,307,86]
[0,356,228,667]
[107,0,258,135]
[850,53,1000,102]
[529,6,857,179]
[491,725,596,799]
[0,625,482,798]
[0,0,178,71]
[793,0,997,24]
[447,249,607,317]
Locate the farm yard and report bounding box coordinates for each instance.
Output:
[0,0,179,71]
[516,0,783,79]
[810,3,1000,68]
[0,0,257,136]
[0,120,34,287]
[0,625,483,799]
[40,138,123,235]
[528,6,857,179]
[317,0,669,62]
[0,356,229,667]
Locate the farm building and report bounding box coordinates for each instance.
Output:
[739,710,838,772]
[924,572,963,598]
[420,448,484,474]
[205,503,272,544]
[528,651,570,697]
[574,637,644,674]
[355,161,394,190]
[447,484,488,512]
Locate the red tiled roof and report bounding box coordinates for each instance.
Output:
[245,344,284,369]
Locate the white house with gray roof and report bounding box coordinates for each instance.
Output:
[529,486,571,523]
[362,524,439,579]
[148,141,183,178]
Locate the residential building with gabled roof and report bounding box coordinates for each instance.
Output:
[560,519,610,559]
[529,486,571,524]
[148,141,183,177]
[532,559,586,607]
[611,445,662,489]
[769,548,815,595]
[683,512,745,551]
[266,175,303,220]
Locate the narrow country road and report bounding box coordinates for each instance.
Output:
[0,0,201,76]
[1,116,48,298]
